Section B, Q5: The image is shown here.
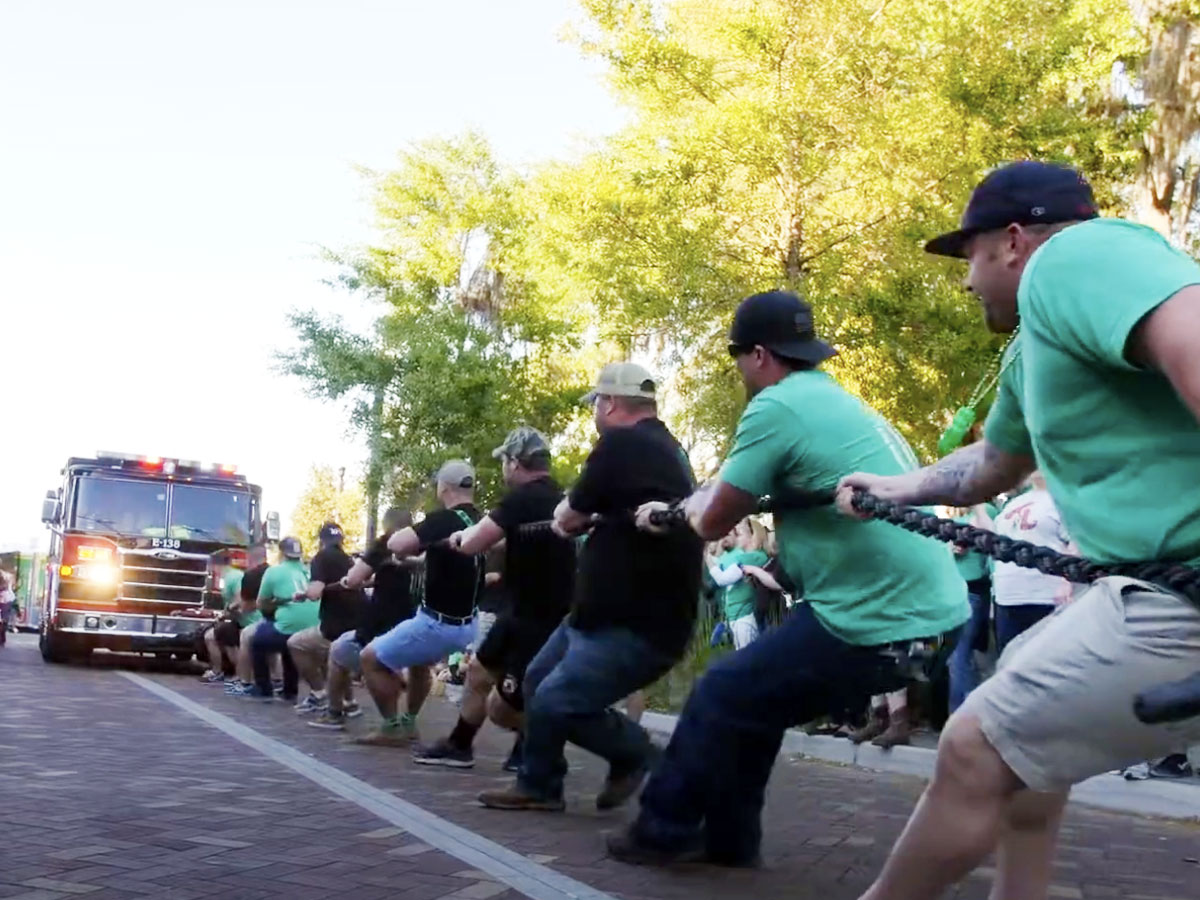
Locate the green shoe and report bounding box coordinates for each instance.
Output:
[353,714,417,747]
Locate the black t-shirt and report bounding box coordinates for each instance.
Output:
[310,545,362,640]
[476,545,510,615]
[240,562,269,604]
[412,504,485,619]
[489,476,574,624]
[356,533,415,643]
[568,417,703,656]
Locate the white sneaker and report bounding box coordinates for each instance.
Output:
[199,670,224,684]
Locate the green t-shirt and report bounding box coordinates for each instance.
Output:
[715,548,769,621]
[720,371,967,645]
[984,219,1200,566]
[221,567,244,609]
[256,559,317,635]
[951,504,998,583]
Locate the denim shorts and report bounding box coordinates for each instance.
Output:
[368,609,476,674]
[329,630,363,673]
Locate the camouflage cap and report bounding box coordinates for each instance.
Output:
[492,425,551,464]
[580,362,657,404]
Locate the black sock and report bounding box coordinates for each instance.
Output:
[448,716,481,751]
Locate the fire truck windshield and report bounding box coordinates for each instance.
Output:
[168,484,251,544]
[73,476,167,536]
[72,476,252,544]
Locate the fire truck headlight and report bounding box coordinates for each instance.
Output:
[79,563,118,585]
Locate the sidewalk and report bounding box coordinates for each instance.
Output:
[638,713,1200,822]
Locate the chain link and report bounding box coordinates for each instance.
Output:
[847,492,1200,606]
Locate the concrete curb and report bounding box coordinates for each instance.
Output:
[641,712,1200,822]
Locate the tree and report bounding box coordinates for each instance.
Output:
[1127,1,1200,245]
[290,1,1156,481]
[518,0,1141,459]
[286,136,603,514]
[290,465,365,556]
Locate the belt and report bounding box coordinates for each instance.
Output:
[876,627,962,683]
[420,605,475,626]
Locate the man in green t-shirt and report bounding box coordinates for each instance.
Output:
[608,290,968,869]
[706,525,769,649]
[198,560,244,685]
[248,536,315,701]
[838,161,1200,900]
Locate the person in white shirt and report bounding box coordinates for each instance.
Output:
[992,472,1076,652]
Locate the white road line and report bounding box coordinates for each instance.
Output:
[121,672,617,900]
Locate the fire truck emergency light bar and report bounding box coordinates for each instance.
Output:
[94,451,239,478]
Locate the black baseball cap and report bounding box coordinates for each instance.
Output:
[925,161,1098,258]
[728,291,837,365]
[318,522,344,545]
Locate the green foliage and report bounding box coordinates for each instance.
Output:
[288,0,1151,500]
[291,465,366,555]
[535,0,1142,458]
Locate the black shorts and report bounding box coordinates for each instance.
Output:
[214,619,242,648]
[475,614,559,712]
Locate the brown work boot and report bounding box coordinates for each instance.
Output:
[848,706,889,745]
[872,706,912,749]
[596,746,660,811]
[477,783,565,812]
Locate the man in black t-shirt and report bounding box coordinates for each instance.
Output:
[414,426,576,770]
[308,507,417,731]
[357,461,485,746]
[286,522,361,714]
[480,363,702,813]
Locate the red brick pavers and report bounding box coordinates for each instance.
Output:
[0,636,524,900]
[3,633,1200,899]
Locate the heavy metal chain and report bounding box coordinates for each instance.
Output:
[848,492,1200,606]
[516,490,1200,604]
[512,490,1200,721]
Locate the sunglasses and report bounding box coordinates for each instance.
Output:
[727,343,754,358]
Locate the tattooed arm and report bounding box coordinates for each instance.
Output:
[835,440,1034,516]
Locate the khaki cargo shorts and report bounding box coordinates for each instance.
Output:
[961,577,1200,792]
[287,625,330,657]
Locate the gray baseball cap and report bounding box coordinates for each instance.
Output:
[435,459,475,489]
[580,362,657,405]
[279,536,303,559]
[492,426,551,463]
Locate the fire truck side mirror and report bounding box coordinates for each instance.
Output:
[41,491,60,525]
[265,511,281,543]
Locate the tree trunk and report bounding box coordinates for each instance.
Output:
[364,385,385,545]
[1130,3,1200,244]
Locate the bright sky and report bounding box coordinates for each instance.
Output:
[0,0,624,550]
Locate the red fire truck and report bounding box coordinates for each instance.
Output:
[38,452,279,663]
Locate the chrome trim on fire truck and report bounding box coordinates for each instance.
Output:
[55,609,210,636]
[121,581,204,592]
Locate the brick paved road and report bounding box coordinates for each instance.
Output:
[2,634,1199,900]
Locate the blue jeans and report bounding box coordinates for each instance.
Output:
[519,623,677,800]
[634,602,903,864]
[995,603,1054,655]
[367,609,475,673]
[948,580,991,712]
[252,620,299,698]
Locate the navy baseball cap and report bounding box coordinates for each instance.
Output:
[729,291,836,365]
[318,522,344,545]
[925,161,1098,259]
[279,536,303,559]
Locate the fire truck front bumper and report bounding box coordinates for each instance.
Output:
[54,610,209,651]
